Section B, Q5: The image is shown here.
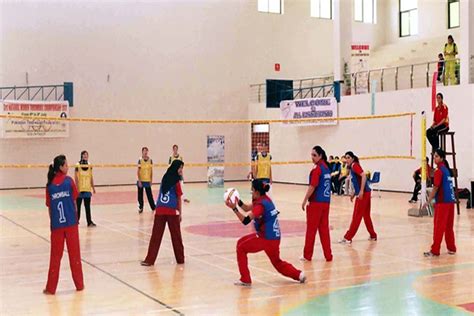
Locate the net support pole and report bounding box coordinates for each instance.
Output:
[420,111,427,209]
[410,113,414,156]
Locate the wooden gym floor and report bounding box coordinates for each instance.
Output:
[1,182,473,315]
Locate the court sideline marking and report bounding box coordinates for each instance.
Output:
[0,213,184,316]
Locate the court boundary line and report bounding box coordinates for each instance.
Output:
[0,213,184,316]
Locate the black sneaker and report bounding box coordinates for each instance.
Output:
[140,260,153,266]
[138,208,143,214]
[87,222,96,227]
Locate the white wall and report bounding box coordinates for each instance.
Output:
[0,0,385,189]
[249,84,474,191]
[1,1,470,189]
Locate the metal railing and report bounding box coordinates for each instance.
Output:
[348,59,461,95]
[0,84,65,101]
[249,58,466,101]
[249,75,333,103]
[287,84,334,99]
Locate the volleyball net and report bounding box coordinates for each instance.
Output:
[0,110,416,189]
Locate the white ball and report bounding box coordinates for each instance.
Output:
[223,188,240,203]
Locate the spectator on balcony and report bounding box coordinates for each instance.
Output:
[437,53,444,82]
[443,35,458,85]
[426,93,449,152]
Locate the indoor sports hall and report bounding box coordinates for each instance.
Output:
[1,1,473,315]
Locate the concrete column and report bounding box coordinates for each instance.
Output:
[460,0,474,84]
[333,0,352,83]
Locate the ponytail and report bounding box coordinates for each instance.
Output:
[47,164,56,185]
[47,155,67,186]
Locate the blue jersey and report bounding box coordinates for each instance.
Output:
[156,185,178,209]
[253,196,280,240]
[350,162,371,195]
[47,177,77,229]
[435,165,456,203]
[309,162,331,203]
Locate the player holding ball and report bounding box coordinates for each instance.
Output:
[225,179,306,287]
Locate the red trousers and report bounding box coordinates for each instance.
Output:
[144,215,184,264]
[344,191,377,241]
[303,202,332,261]
[45,225,84,294]
[430,203,456,255]
[236,233,301,284]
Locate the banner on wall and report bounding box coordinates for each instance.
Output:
[1,100,69,138]
[207,135,225,187]
[351,44,370,94]
[279,97,338,126]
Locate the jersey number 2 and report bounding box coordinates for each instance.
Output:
[57,201,66,223]
[324,180,331,197]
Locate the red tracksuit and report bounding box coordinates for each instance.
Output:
[303,160,332,261]
[343,162,377,241]
[144,182,184,264]
[237,195,301,284]
[45,173,84,294]
[430,162,456,255]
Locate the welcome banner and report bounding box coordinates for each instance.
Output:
[280,97,338,126]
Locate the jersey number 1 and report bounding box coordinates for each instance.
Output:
[57,201,66,223]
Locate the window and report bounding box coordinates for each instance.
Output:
[311,0,332,19]
[400,0,418,37]
[355,0,377,24]
[258,0,282,14]
[448,0,460,29]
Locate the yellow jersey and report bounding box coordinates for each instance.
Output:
[169,154,183,165]
[340,163,349,177]
[76,164,93,192]
[256,153,272,179]
[138,158,153,182]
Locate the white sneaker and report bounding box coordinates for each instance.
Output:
[423,251,438,257]
[299,272,307,284]
[233,280,251,287]
[299,256,310,262]
[448,251,456,255]
[368,237,377,241]
[338,238,352,244]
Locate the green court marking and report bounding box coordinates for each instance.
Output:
[285,264,474,316]
[0,195,46,211]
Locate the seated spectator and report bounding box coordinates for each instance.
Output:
[409,157,433,203]
[328,155,334,171]
[437,53,444,82]
[330,156,341,194]
[426,93,449,152]
[338,156,349,195]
